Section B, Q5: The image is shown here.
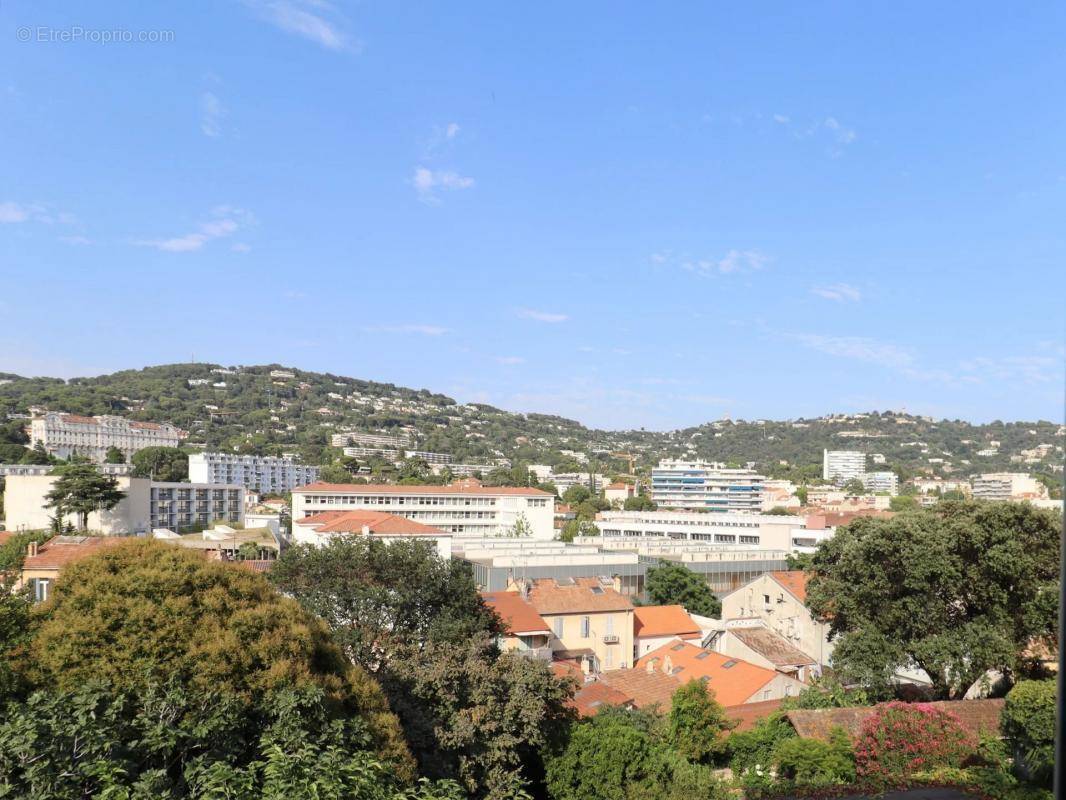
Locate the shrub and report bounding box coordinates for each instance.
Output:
[854,701,975,780]
[1001,679,1056,787]
[774,727,855,786]
[726,711,796,776]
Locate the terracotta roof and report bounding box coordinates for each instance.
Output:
[769,571,809,603]
[550,660,586,681]
[728,626,816,667]
[298,510,446,536]
[60,414,96,425]
[725,698,786,732]
[634,605,702,640]
[0,532,15,547]
[526,577,634,615]
[129,421,162,430]
[599,668,681,710]
[482,591,551,636]
[606,482,630,490]
[635,641,780,707]
[22,535,129,571]
[787,699,1005,742]
[232,559,275,573]
[572,680,633,717]
[293,481,551,497]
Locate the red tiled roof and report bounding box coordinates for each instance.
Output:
[482,591,551,636]
[526,577,634,615]
[787,699,1005,742]
[728,625,816,667]
[599,668,681,710]
[22,535,129,571]
[294,481,551,497]
[550,660,585,681]
[298,510,446,536]
[232,559,274,573]
[572,680,633,717]
[725,698,786,732]
[635,641,780,707]
[769,571,808,603]
[634,605,702,640]
[0,532,15,547]
[60,414,96,425]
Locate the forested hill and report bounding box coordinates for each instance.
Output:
[0,363,1061,481]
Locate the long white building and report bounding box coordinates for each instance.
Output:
[29,412,185,462]
[650,460,765,513]
[822,450,866,484]
[290,479,555,539]
[188,452,320,494]
[592,509,830,552]
[861,470,899,495]
[331,431,410,449]
[971,472,1047,501]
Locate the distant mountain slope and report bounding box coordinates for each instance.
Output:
[0,363,1061,481]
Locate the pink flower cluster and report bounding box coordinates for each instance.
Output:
[854,702,975,779]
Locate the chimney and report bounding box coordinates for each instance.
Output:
[27,540,38,558]
[520,579,530,600]
[646,657,658,674]
[663,655,673,674]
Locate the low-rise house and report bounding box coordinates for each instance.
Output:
[571,680,634,717]
[17,535,129,601]
[292,510,452,558]
[482,590,552,660]
[635,640,806,705]
[155,525,279,561]
[519,576,635,673]
[598,666,683,710]
[633,604,703,659]
[719,570,832,671]
[604,482,635,506]
[709,619,817,682]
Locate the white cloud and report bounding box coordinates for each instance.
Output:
[674,249,769,276]
[445,122,460,139]
[773,114,790,124]
[791,333,914,370]
[412,167,475,202]
[244,0,352,51]
[495,355,524,365]
[0,202,30,223]
[516,308,568,323]
[811,283,862,303]
[823,117,856,145]
[364,324,449,336]
[200,91,224,137]
[135,207,254,253]
[957,355,1060,385]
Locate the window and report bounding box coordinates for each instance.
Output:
[34,578,50,603]
[763,690,772,701]
[553,618,564,638]
[581,616,590,638]
[605,616,614,635]
[605,648,613,668]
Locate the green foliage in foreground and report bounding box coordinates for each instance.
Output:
[1001,679,1056,787]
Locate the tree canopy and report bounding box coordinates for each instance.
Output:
[130,445,189,481]
[44,462,125,530]
[645,562,721,618]
[806,500,1061,698]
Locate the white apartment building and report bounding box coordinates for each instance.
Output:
[432,462,506,477]
[404,450,453,464]
[822,450,866,484]
[972,472,1048,501]
[290,480,555,539]
[342,446,402,461]
[592,510,830,552]
[650,460,765,513]
[331,431,411,449]
[188,452,320,494]
[3,475,242,534]
[552,472,607,496]
[861,470,899,495]
[29,412,185,462]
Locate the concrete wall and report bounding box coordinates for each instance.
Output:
[3,475,151,534]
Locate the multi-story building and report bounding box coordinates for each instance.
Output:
[2,475,242,534]
[29,412,185,462]
[342,446,402,461]
[822,450,866,484]
[435,462,507,477]
[971,472,1048,501]
[404,450,453,465]
[552,472,607,496]
[188,452,320,494]
[0,462,132,477]
[290,479,555,539]
[592,510,821,551]
[861,470,899,495]
[331,431,411,449]
[650,460,765,513]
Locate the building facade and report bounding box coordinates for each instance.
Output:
[593,510,820,551]
[290,480,555,539]
[650,460,765,513]
[822,450,867,484]
[331,431,410,449]
[861,470,899,495]
[971,472,1047,501]
[29,412,185,462]
[188,452,320,494]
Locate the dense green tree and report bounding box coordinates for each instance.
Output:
[765,506,797,515]
[1001,679,1056,787]
[43,462,125,530]
[774,727,855,787]
[561,484,592,506]
[623,493,656,511]
[665,678,734,764]
[130,445,189,481]
[104,445,126,464]
[725,710,797,777]
[382,639,575,799]
[269,537,502,674]
[889,494,919,512]
[559,518,598,543]
[17,539,412,772]
[645,562,721,618]
[841,478,867,495]
[806,501,1061,698]
[19,441,53,465]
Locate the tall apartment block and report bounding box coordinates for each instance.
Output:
[650,460,765,513]
[822,450,867,485]
[188,452,320,494]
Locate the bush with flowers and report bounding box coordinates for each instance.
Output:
[854,701,975,780]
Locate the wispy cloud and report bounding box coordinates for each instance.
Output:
[773,114,790,124]
[445,122,460,139]
[495,355,524,365]
[811,283,862,303]
[654,248,770,276]
[823,116,857,145]
[200,91,224,137]
[231,242,251,253]
[0,201,76,225]
[135,206,255,253]
[412,167,474,203]
[243,0,353,51]
[516,308,568,323]
[790,333,914,370]
[363,324,449,336]
[957,354,1061,385]
[60,235,92,246]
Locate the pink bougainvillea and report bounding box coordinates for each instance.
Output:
[854,702,975,780]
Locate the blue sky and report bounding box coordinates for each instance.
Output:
[1,2,1063,430]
